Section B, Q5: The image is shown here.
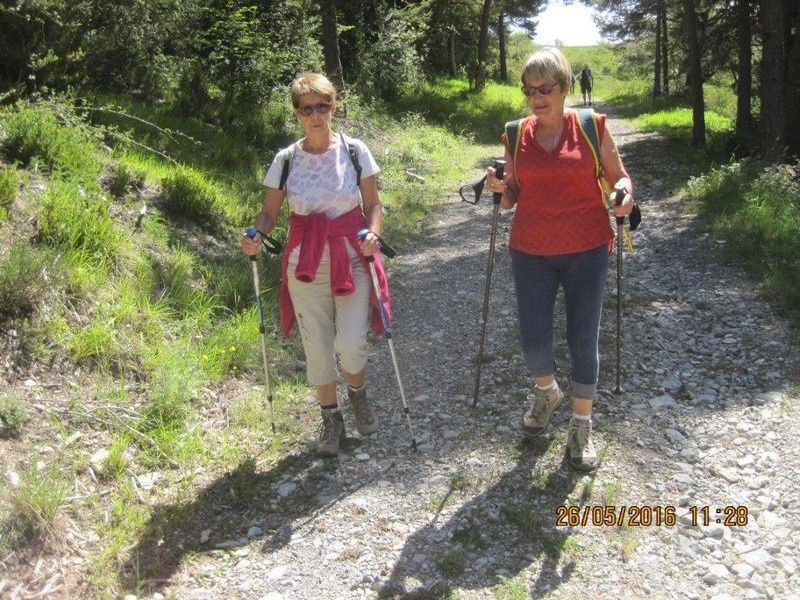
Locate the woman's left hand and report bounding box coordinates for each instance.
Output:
[611,190,635,218]
[360,230,380,256]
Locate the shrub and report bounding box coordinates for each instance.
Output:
[5,462,70,544]
[0,242,55,321]
[160,166,218,221]
[0,391,29,437]
[103,161,145,198]
[0,165,19,215]
[39,180,124,267]
[0,103,101,181]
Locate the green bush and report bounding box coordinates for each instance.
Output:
[5,462,70,544]
[0,165,19,215]
[0,391,29,437]
[160,167,218,221]
[39,180,125,267]
[0,242,56,321]
[103,160,145,198]
[690,161,800,312]
[0,103,101,181]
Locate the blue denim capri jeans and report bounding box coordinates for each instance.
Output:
[510,244,610,401]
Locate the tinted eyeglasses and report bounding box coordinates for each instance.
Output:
[521,82,560,97]
[296,102,332,116]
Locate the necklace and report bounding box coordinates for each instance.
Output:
[536,117,565,152]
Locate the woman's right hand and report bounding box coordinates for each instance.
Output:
[240,230,261,256]
[486,166,515,209]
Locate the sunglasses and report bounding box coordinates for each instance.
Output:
[521,83,560,97]
[296,102,332,116]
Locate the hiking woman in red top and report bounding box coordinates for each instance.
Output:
[486,48,636,470]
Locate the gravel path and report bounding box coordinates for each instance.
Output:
[164,110,800,600]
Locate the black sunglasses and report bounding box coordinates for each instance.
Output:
[521,83,560,97]
[297,102,332,116]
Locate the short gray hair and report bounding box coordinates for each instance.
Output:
[521,48,572,93]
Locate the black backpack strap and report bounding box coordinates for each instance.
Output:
[504,118,524,186]
[278,143,296,191]
[340,133,362,187]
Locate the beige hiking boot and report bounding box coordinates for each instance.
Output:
[566,418,597,471]
[348,385,378,436]
[316,407,345,457]
[522,382,565,437]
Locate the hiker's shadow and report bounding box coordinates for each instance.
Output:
[380,436,591,598]
[119,440,369,593]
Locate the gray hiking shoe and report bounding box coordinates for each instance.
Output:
[348,385,378,436]
[317,407,345,457]
[522,383,565,437]
[566,418,597,471]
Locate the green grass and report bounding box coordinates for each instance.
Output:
[492,577,529,600]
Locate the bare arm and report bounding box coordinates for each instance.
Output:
[600,125,635,217]
[359,174,382,256]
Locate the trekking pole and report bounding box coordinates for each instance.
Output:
[357,229,417,452]
[611,184,626,394]
[245,227,283,433]
[472,160,505,407]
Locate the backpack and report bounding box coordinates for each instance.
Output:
[503,109,640,248]
[278,132,362,191]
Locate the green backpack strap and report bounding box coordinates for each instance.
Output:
[576,108,611,194]
[504,118,524,185]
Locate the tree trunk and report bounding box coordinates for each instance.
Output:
[654,9,662,98]
[761,0,788,162]
[475,0,492,91]
[661,2,669,95]
[498,11,507,83]
[735,0,752,137]
[449,29,457,77]
[683,0,705,147]
[786,0,800,157]
[320,0,345,93]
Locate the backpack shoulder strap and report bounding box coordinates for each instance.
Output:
[576,108,613,196]
[278,143,296,191]
[504,117,525,186]
[340,133,362,187]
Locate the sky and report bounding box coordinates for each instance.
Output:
[532,0,603,47]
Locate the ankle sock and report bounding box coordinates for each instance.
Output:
[348,383,365,393]
[572,413,591,423]
[321,403,339,411]
[535,380,557,391]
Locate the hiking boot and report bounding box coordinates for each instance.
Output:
[566,418,597,471]
[522,382,565,438]
[348,385,378,436]
[317,407,345,457]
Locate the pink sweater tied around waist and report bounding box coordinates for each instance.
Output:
[279,207,392,339]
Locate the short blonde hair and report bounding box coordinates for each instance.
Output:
[520,48,572,93]
[289,73,337,108]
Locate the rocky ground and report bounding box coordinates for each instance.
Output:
[4,107,799,600]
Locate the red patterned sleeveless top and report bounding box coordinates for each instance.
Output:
[508,110,613,256]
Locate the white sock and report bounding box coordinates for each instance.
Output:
[572,413,591,423]
[348,383,365,393]
[535,380,557,391]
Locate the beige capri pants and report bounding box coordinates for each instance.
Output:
[287,254,371,386]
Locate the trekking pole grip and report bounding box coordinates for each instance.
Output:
[246,226,283,255]
[492,160,506,205]
[613,182,627,226]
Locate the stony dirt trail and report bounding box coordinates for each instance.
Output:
[163,108,800,600]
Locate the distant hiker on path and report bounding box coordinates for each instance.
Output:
[485,48,636,470]
[241,73,389,457]
[580,64,593,106]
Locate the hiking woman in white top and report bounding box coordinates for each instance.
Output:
[240,73,390,457]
